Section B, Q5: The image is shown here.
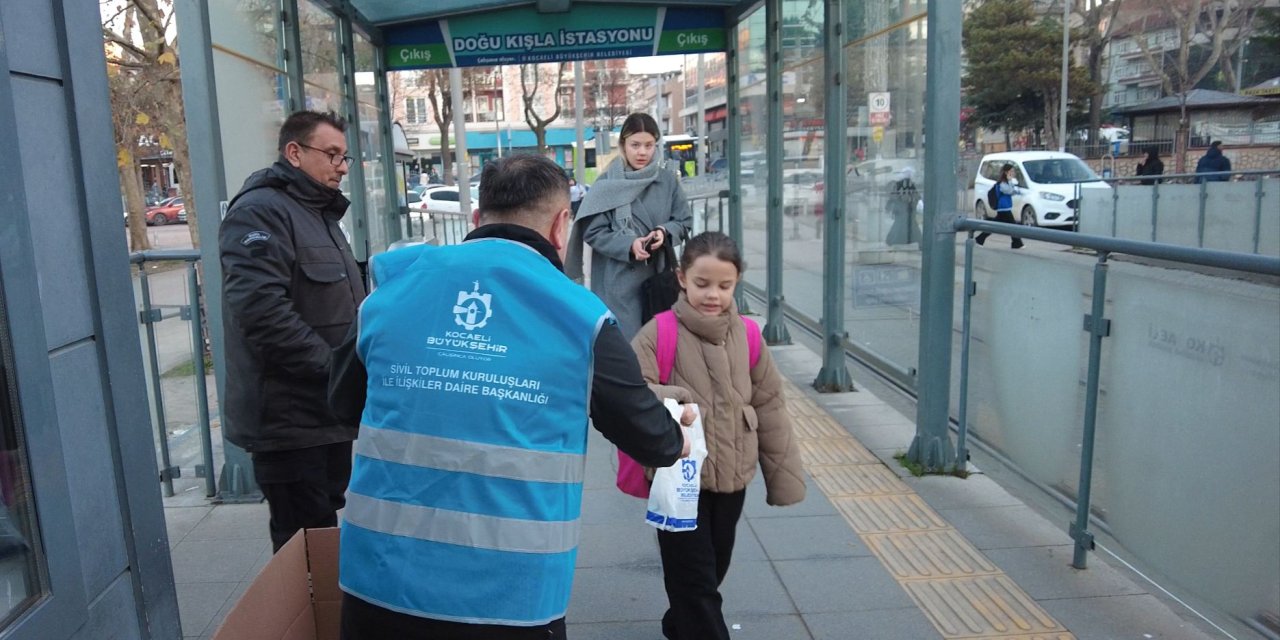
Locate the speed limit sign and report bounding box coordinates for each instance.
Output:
[868,92,890,113]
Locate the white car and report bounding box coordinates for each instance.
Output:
[973,151,1111,228]
[411,184,480,216]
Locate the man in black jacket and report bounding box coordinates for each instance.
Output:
[219,110,367,551]
[329,154,690,639]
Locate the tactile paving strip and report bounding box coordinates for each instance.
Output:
[809,464,911,497]
[780,379,1075,639]
[863,530,1001,580]
[903,576,1071,638]
[797,437,879,466]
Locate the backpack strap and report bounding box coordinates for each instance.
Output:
[656,312,763,385]
[741,316,762,369]
[655,310,678,384]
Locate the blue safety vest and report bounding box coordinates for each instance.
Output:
[340,238,613,626]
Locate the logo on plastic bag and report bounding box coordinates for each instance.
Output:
[681,459,697,481]
[452,281,493,330]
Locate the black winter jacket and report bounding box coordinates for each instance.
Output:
[220,160,367,452]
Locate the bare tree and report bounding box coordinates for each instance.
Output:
[421,70,455,185]
[587,62,632,132]
[102,0,201,250]
[521,62,569,154]
[1134,0,1263,170]
[1075,0,1125,149]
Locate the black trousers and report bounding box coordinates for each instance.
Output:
[975,209,1023,247]
[340,592,567,639]
[252,441,352,552]
[656,489,747,640]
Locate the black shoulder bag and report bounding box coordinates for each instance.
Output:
[639,236,681,326]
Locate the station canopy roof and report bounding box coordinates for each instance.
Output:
[354,0,749,26]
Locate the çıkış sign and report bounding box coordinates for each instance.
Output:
[385,5,725,70]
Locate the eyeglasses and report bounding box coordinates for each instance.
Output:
[297,143,353,167]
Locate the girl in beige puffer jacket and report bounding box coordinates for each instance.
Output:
[630,231,805,640]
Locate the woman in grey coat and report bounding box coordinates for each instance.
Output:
[566,113,692,339]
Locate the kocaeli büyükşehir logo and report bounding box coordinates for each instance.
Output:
[453,281,493,330]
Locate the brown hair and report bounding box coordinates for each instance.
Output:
[619,112,661,143]
[679,231,743,274]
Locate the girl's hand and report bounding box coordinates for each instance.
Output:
[631,236,651,261]
[679,403,696,426]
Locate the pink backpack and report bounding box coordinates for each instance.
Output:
[615,311,763,498]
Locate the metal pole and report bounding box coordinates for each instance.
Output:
[726,24,750,313]
[955,234,976,471]
[450,68,472,217]
[574,62,586,182]
[1254,178,1263,254]
[762,0,790,344]
[174,0,260,502]
[338,16,369,262]
[1058,0,1070,152]
[908,0,962,470]
[139,269,175,498]
[814,0,853,392]
[282,0,305,112]
[654,75,664,132]
[375,48,404,246]
[187,264,216,498]
[697,53,708,175]
[1072,251,1111,569]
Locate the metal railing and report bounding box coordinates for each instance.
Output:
[687,190,728,235]
[130,250,216,499]
[405,209,473,247]
[952,218,1280,576]
[1075,169,1279,257]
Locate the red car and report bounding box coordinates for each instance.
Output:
[145,197,185,226]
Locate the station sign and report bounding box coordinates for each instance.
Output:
[385,6,725,70]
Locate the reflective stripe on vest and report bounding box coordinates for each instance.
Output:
[344,492,580,554]
[356,422,586,484]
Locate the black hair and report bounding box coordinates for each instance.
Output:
[620,112,661,143]
[277,110,347,153]
[679,231,743,274]
[478,154,569,223]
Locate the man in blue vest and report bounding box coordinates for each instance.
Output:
[329,154,690,639]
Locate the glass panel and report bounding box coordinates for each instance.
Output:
[737,8,768,297]
[780,55,824,324]
[841,14,927,372]
[353,31,391,254]
[209,0,280,67]
[210,1,288,201]
[781,0,821,68]
[1100,268,1280,628]
[299,0,342,113]
[0,303,43,623]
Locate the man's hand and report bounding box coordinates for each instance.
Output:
[680,427,692,458]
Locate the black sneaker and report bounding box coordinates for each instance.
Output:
[975,236,985,246]
[1012,242,1024,249]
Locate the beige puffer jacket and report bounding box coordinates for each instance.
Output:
[631,296,806,505]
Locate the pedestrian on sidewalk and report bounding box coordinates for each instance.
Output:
[1195,141,1232,183]
[567,112,693,340]
[630,231,806,640]
[975,163,1024,249]
[328,154,690,640]
[1135,148,1164,185]
[218,110,366,552]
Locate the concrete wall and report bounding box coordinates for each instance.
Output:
[0,0,179,637]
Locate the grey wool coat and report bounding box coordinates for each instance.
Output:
[580,169,692,339]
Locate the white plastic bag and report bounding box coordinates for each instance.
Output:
[646,399,707,532]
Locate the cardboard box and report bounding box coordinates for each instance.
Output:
[212,528,341,640]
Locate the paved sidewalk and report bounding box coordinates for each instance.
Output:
[165,339,1220,639]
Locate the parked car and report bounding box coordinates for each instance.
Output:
[145,197,185,226]
[972,151,1110,228]
[413,184,481,224]
[781,169,823,217]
